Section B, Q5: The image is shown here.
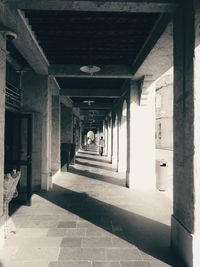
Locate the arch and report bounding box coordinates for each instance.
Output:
[118,100,128,173]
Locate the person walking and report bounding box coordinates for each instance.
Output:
[99,136,105,156]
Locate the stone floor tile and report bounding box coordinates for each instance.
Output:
[93,262,120,267]
[65,228,86,237]
[13,228,49,238]
[120,261,151,267]
[47,228,67,237]
[82,237,112,248]
[1,261,50,267]
[86,228,112,237]
[59,213,80,221]
[49,261,92,267]
[0,247,19,261]
[59,248,106,261]
[15,247,60,261]
[106,248,142,261]
[61,237,82,247]
[111,238,136,248]
[5,237,62,247]
[149,262,173,267]
[57,221,77,228]
[77,221,96,228]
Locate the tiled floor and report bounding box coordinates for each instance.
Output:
[0,146,186,267]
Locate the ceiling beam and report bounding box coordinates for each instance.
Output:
[49,64,133,79]
[131,13,172,75]
[0,5,48,74]
[134,21,173,83]
[80,110,107,116]
[7,0,178,13]
[61,88,122,98]
[73,102,112,109]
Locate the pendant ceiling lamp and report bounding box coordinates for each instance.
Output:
[80,39,100,75]
[80,65,101,75]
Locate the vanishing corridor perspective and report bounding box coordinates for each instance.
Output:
[0,1,200,267]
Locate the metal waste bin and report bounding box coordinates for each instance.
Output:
[156,160,167,191]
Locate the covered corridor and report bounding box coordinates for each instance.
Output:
[0,146,184,267]
[1,1,200,267]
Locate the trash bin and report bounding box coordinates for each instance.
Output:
[156,160,167,191]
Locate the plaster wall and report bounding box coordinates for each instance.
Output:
[156,74,173,150]
[22,72,51,190]
[61,104,73,144]
[0,34,6,248]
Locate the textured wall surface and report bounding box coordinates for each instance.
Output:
[0,34,6,248]
[61,104,73,144]
[22,72,51,190]
[51,96,60,173]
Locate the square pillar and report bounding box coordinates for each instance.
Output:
[171,2,200,267]
[107,117,112,160]
[0,34,6,248]
[22,72,52,191]
[51,96,61,175]
[112,114,119,171]
[103,120,108,156]
[126,80,155,189]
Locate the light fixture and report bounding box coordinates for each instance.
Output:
[80,65,101,75]
[0,26,17,40]
[83,100,95,106]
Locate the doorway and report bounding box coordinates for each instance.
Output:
[4,111,32,206]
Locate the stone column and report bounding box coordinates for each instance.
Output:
[0,34,6,248]
[126,80,155,189]
[51,96,60,175]
[107,117,112,160]
[171,2,200,267]
[103,119,108,156]
[112,114,119,171]
[118,100,128,174]
[22,72,51,191]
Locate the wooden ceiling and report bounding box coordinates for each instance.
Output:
[4,1,171,130]
[24,11,159,65]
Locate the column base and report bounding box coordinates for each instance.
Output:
[0,216,5,249]
[50,169,61,189]
[111,156,118,171]
[126,171,155,189]
[171,215,200,267]
[126,171,131,188]
[41,173,50,191]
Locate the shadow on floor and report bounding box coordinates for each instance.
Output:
[76,155,111,164]
[75,159,115,172]
[37,184,186,267]
[79,150,98,155]
[69,166,125,187]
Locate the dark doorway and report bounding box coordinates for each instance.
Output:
[4,111,32,206]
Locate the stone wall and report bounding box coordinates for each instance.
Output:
[0,34,6,248]
[155,73,173,150]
